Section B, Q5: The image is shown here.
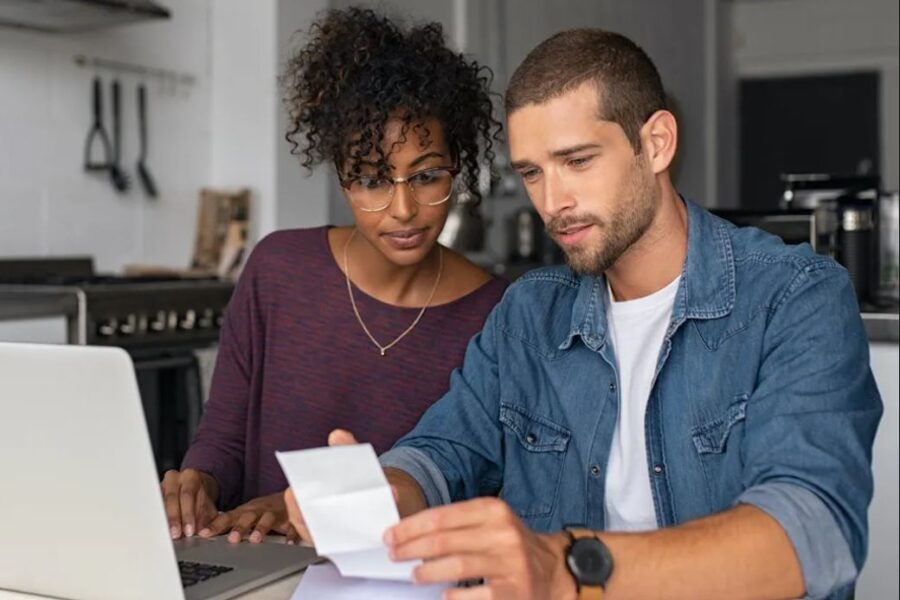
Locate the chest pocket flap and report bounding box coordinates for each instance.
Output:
[499,402,570,452]
[691,395,748,455]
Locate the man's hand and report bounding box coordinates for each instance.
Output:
[198,491,299,544]
[384,497,577,600]
[284,428,362,545]
[161,468,219,540]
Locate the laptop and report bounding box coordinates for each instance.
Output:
[0,343,318,600]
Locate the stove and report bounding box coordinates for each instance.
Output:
[0,257,234,349]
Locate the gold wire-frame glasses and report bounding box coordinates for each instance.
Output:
[339,165,460,212]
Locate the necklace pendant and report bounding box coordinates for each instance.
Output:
[380,348,386,356]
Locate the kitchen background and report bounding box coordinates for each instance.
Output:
[0,0,897,597]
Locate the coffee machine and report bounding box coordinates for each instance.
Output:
[781,174,882,305]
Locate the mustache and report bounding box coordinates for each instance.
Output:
[545,214,604,236]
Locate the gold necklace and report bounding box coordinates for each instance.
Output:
[343,228,443,356]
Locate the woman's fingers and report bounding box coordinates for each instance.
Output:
[227,511,260,544]
[200,511,233,538]
[161,470,183,539]
[249,511,278,543]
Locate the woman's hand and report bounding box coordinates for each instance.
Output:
[198,491,300,544]
[160,468,219,540]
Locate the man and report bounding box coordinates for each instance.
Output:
[287,29,881,599]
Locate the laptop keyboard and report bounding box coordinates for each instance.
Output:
[178,560,235,588]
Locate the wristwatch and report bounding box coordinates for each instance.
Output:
[564,526,614,600]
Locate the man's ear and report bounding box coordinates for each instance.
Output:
[640,110,677,175]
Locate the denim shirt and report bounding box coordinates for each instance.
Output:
[380,199,882,599]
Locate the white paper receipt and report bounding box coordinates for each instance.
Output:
[276,443,417,580]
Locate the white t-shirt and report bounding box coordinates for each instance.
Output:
[604,275,680,532]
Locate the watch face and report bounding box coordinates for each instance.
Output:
[566,538,613,587]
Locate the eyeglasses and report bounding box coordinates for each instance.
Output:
[339,166,460,212]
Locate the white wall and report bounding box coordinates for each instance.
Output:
[208,0,277,242]
[209,0,330,242]
[732,0,900,191]
[0,0,212,272]
[274,0,331,233]
[0,0,332,275]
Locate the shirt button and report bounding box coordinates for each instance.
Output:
[526,433,537,444]
[653,464,665,475]
[590,465,601,477]
[608,382,617,392]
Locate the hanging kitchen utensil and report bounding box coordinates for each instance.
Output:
[136,84,158,198]
[109,79,131,193]
[83,77,113,172]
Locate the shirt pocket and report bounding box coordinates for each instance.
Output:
[690,394,748,507]
[498,402,571,519]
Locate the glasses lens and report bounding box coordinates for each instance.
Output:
[348,175,393,211]
[409,169,454,205]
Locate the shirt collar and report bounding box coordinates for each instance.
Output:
[559,197,735,351]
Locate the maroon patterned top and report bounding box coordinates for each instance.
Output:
[181,227,507,509]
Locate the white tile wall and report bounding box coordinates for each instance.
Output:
[0,182,47,255]
[0,0,213,272]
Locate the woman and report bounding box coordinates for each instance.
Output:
[161,7,505,545]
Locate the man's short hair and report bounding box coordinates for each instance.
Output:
[505,29,667,153]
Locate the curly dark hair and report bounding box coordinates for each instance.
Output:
[281,6,502,205]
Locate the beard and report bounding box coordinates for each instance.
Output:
[546,156,658,277]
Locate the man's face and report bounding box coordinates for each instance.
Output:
[508,83,659,276]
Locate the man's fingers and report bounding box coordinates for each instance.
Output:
[413,553,506,586]
[328,429,359,446]
[284,488,305,528]
[386,498,509,546]
[200,512,233,538]
[391,528,510,563]
[443,586,493,600]
[249,511,277,544]
[284,488,316,544]
[294,522,314,545]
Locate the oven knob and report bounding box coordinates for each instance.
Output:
[97,318,118,337]
[118,314,137,336]
[167,310,178,331]
[197,308,215,329]
[179,309,197,331]
[149,311,167,332]
[215,312,224,328]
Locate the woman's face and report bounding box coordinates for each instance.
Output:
[341,116,455,268]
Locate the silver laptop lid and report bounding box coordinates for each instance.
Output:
[0,343,184,600]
